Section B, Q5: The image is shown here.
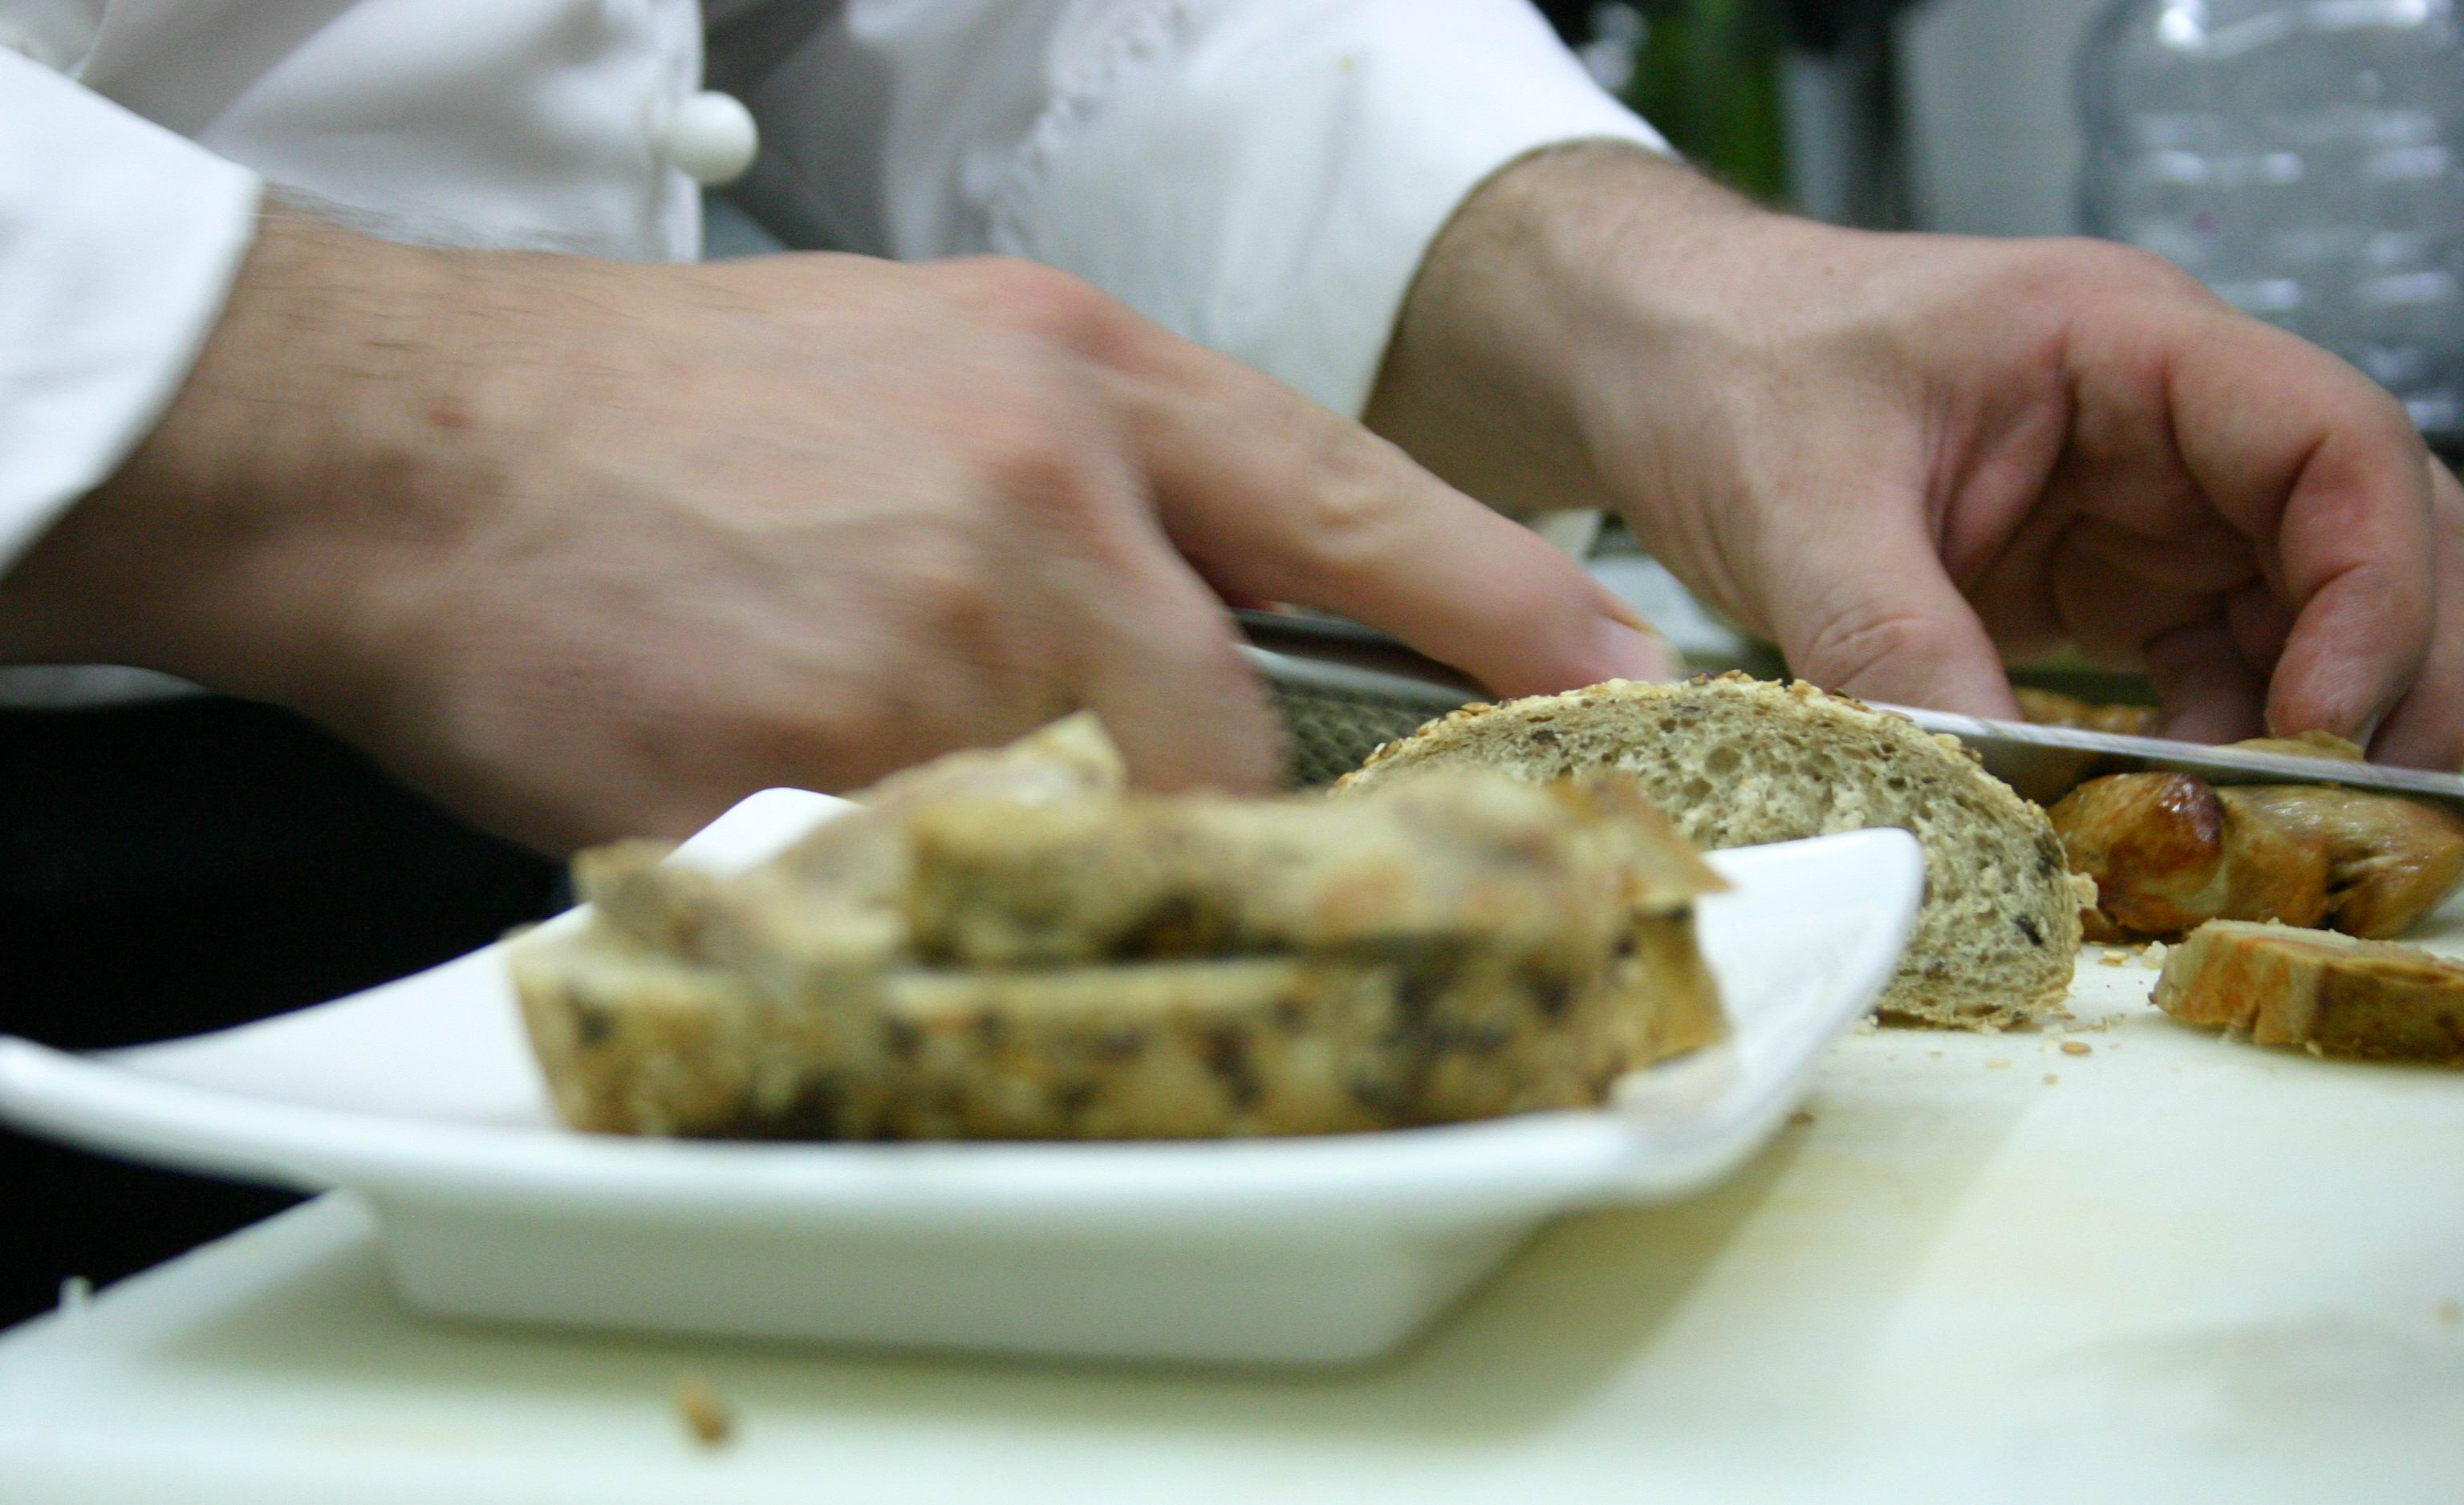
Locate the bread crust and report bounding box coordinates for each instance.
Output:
[2153,920,2464,1064]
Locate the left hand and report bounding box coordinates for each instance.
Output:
[1367,144,2464,770]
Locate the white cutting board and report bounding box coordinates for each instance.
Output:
[2,908,2460,1503]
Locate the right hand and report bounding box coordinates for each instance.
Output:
[1369,145,2464,769]
[0,211,1669,852]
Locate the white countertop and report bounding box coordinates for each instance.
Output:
[4,929,2462,1504]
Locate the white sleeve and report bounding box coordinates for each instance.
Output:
[716,0,1664,416]
[0,51,261,572]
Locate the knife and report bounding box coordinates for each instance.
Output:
[1232,608,2464,814]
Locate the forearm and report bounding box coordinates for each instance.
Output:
[0,209,494,719]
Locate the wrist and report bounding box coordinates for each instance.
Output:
[1364,143,1811,517]
[0,209,498,720]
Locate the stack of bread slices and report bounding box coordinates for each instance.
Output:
[513,716,1729,1141]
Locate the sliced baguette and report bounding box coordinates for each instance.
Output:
[2151,919,2464,1064]
[1338,674,2092,1027]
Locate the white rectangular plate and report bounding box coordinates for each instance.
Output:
[0,791,1921,1367]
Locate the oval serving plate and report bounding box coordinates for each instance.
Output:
[0,791,1920,1366]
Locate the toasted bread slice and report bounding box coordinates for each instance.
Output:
[2151,919,2464,1064]
[1338,674,2091,1027]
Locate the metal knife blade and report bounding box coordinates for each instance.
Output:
[1232,608,2464,816]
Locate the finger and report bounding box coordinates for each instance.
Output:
[1961,495,2076,655]
[2145,618,2267,744]
[2050,552,2221,668]
[1069,564,1286,794]
[1764,509,2023,717]
[2065,515,2260,596]
[2369,461,2464,769]
[1096,328,1680,696]
[2125,309,2438,739]
[1039,460,1289,793]
[2225,583,2296,678]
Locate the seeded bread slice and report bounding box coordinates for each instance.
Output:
[513,914,1715,1140]
[2151,920,2464,1064]
[1337,675,2093,1028]
[899,771,1722,970]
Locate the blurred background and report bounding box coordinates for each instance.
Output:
[1535,0,2109,237]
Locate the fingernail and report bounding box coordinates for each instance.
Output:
[1597,618,1685,684]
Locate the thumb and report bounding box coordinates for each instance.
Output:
[1768,521,2021,719]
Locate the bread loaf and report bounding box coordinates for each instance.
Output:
[2050,773,2464,943]
[1338,675,2092,1028]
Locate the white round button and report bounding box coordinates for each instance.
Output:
[664,91,758,188]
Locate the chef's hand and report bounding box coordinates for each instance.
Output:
[1369,144,2464,770]
[0,209,1670,851]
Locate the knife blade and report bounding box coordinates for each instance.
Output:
[1232,608,2464,816]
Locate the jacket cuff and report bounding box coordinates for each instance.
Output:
[993,0,1664,416]
[0,53,261,572]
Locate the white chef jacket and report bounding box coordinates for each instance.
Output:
[0,0,1661,700]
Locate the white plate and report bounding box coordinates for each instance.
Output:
[0,790,1920,1367]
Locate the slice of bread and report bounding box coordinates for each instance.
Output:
[899,770,1720,969]
[571,712,1126,1001]
[514,935,1708,1140]
[511,724,1728,1140]
[2153,919,2464,1064]
[1337,675,2092,1028]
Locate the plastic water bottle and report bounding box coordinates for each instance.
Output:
[2078,1,2464,445]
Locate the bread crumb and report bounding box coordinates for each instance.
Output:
[1985,1058,2011,1070]
[674,1374,734,1449]
[1787,1109,1816,1127]
[2438,1301,2461,1328]
[2097,951,2129,968]
[2060,1040,2093,1057]
[2305,1041,2325,1058]
[1853,1016,1881,1036]
[2141,941,2168,969]
[2043,1073,2060,1085]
